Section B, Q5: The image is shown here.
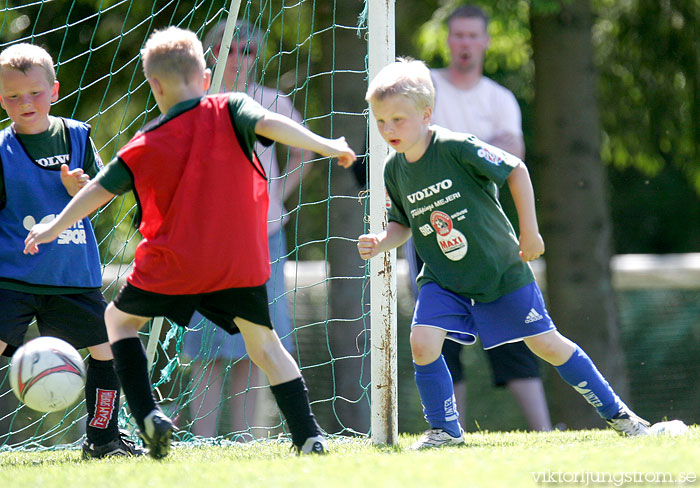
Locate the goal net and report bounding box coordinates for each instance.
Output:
[0,0,375,450]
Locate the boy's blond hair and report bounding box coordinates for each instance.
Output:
[0,43,56,86]
[141,26,206,83]
[365,58,434,110]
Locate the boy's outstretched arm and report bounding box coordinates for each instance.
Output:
[507,161,545,262]
[24,179,115,255]
[254,111,356,168]
[357,221,412,260]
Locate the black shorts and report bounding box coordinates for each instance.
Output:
[113,282,272,334]
[0,288,108,357]
[441,338,541,387]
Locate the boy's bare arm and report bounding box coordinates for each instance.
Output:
[254,111,356,167]
[357,221,412,260]
[24,179,115,255]
[507,161,545,262]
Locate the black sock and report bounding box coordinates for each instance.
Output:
[270,376,321,447]
[85,357,121,445]
[110,337,157,432]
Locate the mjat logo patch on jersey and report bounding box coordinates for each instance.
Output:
[477,147,503,165]
[430,211,453,236]
[430,211,467,261]
[385,190,392,209]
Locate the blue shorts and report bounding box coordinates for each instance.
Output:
[411,281,556,349]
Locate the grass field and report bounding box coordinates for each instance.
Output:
[1,428,698,488]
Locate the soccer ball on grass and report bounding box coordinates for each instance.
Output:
[9,337,86,412]
[649,420,690,436]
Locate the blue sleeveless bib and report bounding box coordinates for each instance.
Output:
[0,119,102,288]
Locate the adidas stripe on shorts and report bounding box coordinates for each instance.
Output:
[411,281,556,349]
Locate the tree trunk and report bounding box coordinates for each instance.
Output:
[530,0,629,429]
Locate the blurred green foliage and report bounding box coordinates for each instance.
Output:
[596,0,700,252]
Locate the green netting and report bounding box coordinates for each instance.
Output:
[0,0,372,451]
[617,289,700,425]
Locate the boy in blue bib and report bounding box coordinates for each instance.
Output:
[0,43,143,458]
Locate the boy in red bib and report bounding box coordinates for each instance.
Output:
[24,26,356,459]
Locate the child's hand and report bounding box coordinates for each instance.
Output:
[24,222,60,255]
[357,233,381,260]
[60,164,90,196]
[518,232,545,262]
[323,137,356,168]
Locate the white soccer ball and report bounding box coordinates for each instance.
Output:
[9,337,86,412]
[649,419,690,436]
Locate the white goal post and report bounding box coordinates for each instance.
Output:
[368,0,398,445]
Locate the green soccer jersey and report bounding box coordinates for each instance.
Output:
[384,126,535,302]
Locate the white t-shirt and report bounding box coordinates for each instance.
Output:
[247,84,303,236]
[430,69,522,143]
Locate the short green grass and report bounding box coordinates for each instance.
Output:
[1,428,699,488]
